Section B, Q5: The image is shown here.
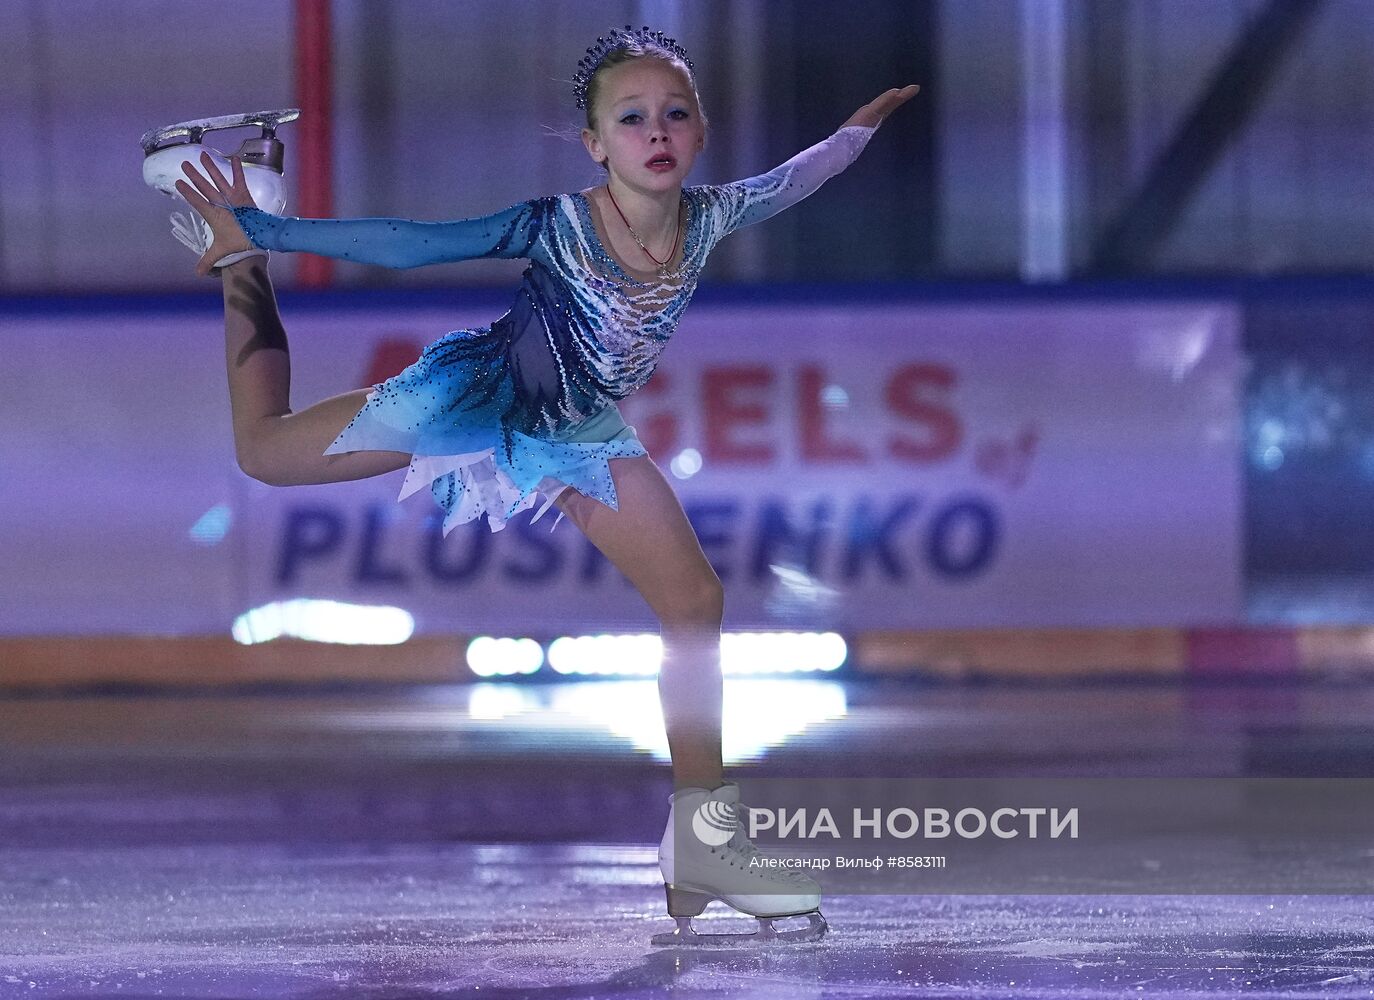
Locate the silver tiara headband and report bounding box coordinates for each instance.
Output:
[573,24,695,111]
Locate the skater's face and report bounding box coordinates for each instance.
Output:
[582,58,706,189]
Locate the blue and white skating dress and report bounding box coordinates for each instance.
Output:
[232,124,876,534]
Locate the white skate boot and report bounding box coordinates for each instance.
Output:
[653,780,828,946]
[139,109,298,268]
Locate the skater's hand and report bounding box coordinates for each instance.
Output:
[174,152,259,277]
[842,85,920,129]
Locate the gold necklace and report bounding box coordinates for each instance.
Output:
[605,185,683,279]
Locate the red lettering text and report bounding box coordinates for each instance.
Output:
[887,364,961,462]
[703,366,776,463]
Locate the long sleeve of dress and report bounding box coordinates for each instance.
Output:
[704,125,877,240]
[229,198,545,269]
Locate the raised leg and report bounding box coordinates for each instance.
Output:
[219,257,411,485]
[553,455,724,791]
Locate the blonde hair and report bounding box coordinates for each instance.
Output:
[582,44,710,173]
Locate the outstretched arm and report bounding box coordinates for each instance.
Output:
[711,85,920,236]
[229,200,542,270]
[178,153,542,273]
[842,84,920,129]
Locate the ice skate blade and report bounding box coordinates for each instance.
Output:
[650,911,828,947]
[140,109,301,155]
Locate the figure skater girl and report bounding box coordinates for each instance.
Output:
[174,24,917,944]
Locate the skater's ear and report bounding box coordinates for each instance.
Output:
[580,125,607,166]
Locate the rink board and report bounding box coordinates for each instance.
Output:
[0,298,1242,635]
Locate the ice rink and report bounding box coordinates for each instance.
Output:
[3,679,1372,998]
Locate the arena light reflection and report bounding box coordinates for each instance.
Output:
[550,678,847,763]
[464,678,849,764]
[231,599,415,645]
[547,633,662,677]
[466,636,545,677]
[534,631,847,679]
[188,503,232,545]
[668,447,703,479]
[722,631,847,674]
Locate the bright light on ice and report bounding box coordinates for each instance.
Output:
[467,683,542,719]
[548,678,848,763]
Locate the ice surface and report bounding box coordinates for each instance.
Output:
[2,844,1373,997]
[1,681,1373,997]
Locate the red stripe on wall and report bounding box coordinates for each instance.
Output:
[293,0,334,287]
[1185,628,1299,677]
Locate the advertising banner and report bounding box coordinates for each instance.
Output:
[0,298,1242,635]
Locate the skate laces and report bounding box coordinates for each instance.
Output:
[725,804,816,886]
[169,207,213,255]
[169,189,239,257]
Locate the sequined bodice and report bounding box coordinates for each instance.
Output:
[515,191,704,427]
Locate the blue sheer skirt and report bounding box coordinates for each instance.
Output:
[323,327,646,534]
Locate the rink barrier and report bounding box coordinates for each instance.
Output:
[0,635,468,689]
[6,627,1374,690]
[856,627,1319,680]
[858,627,1374,680]
[854,629,1186,680]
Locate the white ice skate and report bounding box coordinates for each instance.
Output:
[139,109,298,267]
[653,780,828,946]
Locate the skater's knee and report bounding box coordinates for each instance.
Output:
[658,574,725,628]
